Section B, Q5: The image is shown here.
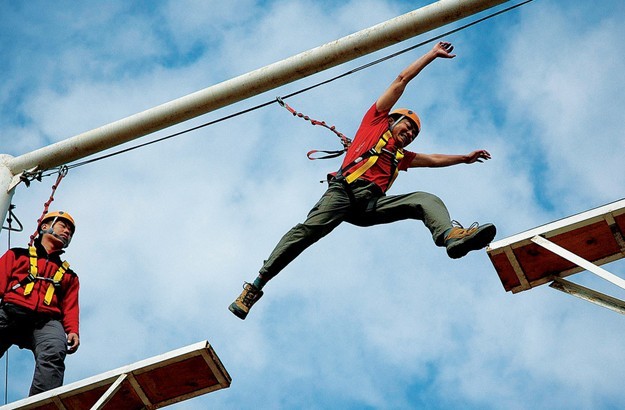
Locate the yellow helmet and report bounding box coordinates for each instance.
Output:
[390,108,421,135]
[39,210,76,247]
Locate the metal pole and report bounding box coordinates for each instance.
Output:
[0,0,508,233]
[0,156,16,235]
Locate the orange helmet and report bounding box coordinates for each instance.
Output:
[390,108,421,135]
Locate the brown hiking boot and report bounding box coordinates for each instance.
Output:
[229,282,264,320]
[445,221,496,259]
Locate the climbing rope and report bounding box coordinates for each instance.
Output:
[3,205,16,405]
[2,350,6,405]
[28,166,68,247]
[276,97,351,159]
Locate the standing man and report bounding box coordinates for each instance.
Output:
[0,211,80,396]
[230,42,496,320]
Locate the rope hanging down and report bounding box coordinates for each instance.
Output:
[277,97,351,160]
[28,166,68,247]
[3,204,15,405]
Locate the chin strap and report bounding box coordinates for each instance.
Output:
[39,216,72,248]
[389,115,405,132]
[389,115,415,145]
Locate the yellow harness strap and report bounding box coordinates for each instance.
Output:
[387,149,405,188]
[23,246,69,305]
[23,246,38,296]
[345,131,392,184]
[44,261,70,305]
[343,130,404,190]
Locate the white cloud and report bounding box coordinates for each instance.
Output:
[500,1,625,211]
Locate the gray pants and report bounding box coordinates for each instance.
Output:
[0,303,68,396]
[259,178,453,281]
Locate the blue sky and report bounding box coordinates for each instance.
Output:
[1,0,625,408]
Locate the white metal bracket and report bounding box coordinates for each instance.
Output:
[549,278,625,315]
[8,166,40,191]
[531,235,625,314]
[90,373,127,410]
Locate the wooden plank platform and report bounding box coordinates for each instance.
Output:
[487,198,625,293]
[1,340,231,410]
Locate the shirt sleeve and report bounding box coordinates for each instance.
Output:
[0,250,15,298]
[60,273,80,335]
[398,150,417,171]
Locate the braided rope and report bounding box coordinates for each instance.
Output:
[277,97,352,160]
[28,166,68,247]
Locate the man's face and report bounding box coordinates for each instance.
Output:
[392,118,418,148]
[42,219,74,247]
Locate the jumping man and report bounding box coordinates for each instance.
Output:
[230,41,496,320]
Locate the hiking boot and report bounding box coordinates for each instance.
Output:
[229,282,264,320]
[445,220,496,259]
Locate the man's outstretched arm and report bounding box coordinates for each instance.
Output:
[376,41,456,113]
[410,149,492,168]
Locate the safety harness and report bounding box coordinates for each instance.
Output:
[3,166,71,306]
[19,246,70,306]
[334,129,404,192]
[277,98,406,192]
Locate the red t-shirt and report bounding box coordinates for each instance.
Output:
[340,103,416,192]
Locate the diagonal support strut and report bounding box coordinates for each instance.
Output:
[531,235,625,314]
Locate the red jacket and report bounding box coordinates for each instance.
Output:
[0,242,80,335]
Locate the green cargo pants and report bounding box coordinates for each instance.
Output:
[258,178,453,282]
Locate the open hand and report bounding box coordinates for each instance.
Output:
[434,41,456,59]
[465,149,491,163]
